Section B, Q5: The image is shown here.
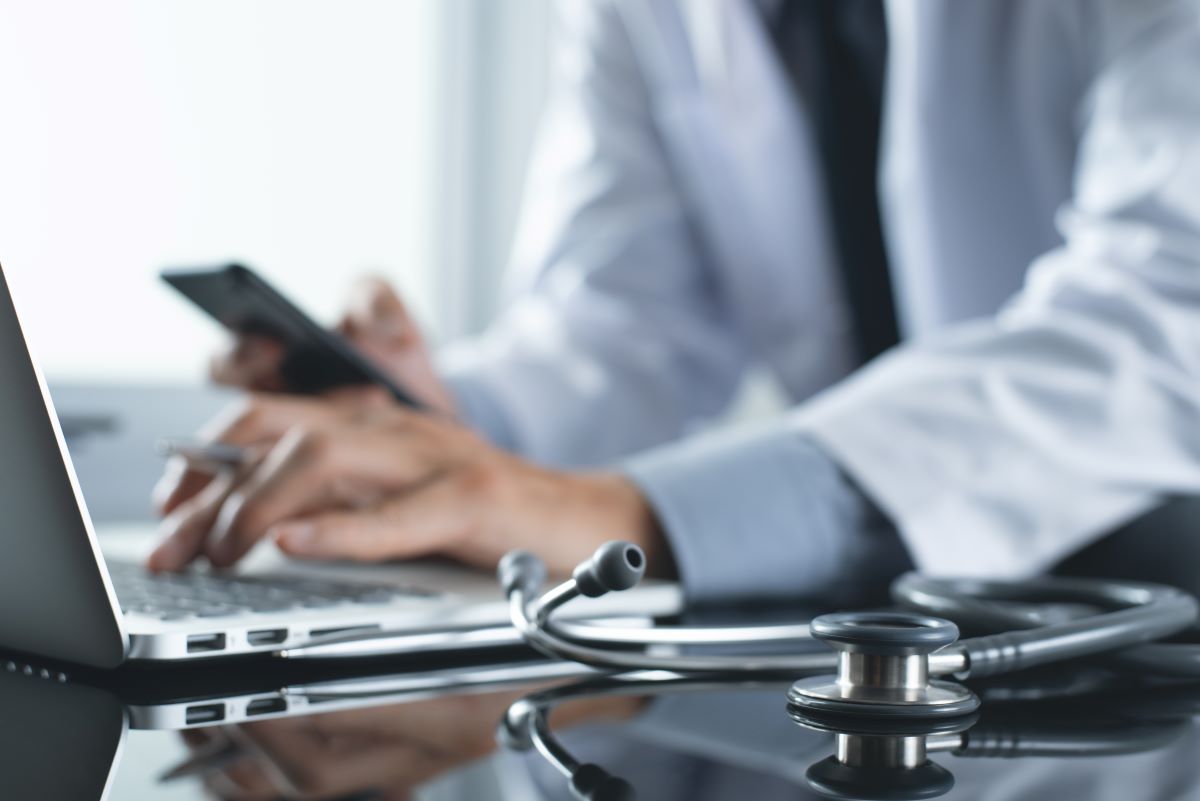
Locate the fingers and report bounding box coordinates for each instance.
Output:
[152,455,217,518]
[340,276,416,347]
[153,406,482,571]
[272,470,484,563]
[186,413,444,569]
[202,429,352,568]
[209,335,287,392]
[154,394,358,517]
[149,472,243,571]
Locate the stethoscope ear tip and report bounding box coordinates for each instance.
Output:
[573,541,647,598]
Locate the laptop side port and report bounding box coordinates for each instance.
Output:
[186,703,226,725]
[246,697,288,717]
[246,628,288,647]
[186,633,227,654]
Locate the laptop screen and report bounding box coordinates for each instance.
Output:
[0,264,126,667]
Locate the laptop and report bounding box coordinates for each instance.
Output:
[0,263,682,668]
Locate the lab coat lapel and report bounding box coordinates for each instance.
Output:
[618,0,856,397]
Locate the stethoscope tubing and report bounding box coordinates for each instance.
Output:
[892,574,1199,678]
[511,561,1200,681]
[510,588,842,674]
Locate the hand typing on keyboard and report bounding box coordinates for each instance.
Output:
[147,397,674,584]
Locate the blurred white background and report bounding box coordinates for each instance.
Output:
[0,0,551,382]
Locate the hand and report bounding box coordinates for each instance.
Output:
[335,276,457,416]
[209,275,457,416]
[148,397,673,579]
[181,690,645,801]
[152,392,385,521]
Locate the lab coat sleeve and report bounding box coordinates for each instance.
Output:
[438,0,748,468]
[624,427,910,605]
[798,1,1200,577]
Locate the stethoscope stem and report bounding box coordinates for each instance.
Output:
[929,647,969,676]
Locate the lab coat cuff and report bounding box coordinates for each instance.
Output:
[622,425,890,606]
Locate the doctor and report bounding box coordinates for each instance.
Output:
[151,0,1200,605]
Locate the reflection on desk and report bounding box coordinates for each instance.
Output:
[8,650,1200,801]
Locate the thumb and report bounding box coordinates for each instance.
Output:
[341,276,413,343]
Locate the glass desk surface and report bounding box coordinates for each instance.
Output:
[4,643,1200,801]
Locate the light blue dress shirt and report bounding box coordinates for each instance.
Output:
[623,424,910,605]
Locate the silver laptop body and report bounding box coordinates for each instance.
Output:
[0,263,681,668]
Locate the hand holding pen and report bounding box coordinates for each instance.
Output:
[146,388,669,581]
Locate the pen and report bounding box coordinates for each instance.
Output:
[156,438,248,469]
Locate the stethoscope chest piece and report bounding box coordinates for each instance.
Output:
[787,612,980,719]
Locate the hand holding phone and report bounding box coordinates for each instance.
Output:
[162,264,428,409]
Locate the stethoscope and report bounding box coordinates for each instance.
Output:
[500,540,1200,721]
[500,541,1200,800]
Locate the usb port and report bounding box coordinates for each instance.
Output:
[185,703,226,725]
[186,633,227,654]
[247,628,288,647]
[246,697,288,717]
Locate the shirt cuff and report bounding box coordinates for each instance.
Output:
[623,423,909,606]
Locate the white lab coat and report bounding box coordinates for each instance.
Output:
[442,0,1200,577]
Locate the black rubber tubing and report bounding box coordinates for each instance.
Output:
[891,574,1200,678]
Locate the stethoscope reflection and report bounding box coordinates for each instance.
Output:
[501,668,1200,801]
[789,696,1190,800]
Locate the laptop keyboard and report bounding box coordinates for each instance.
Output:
[107,562,440,621]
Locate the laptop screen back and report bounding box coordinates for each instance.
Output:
[0,265,126,667]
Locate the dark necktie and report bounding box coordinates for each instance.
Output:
[773,0,900,363]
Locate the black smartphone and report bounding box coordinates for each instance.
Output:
[161,263,424,408]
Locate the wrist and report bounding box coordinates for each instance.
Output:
[574,472,676,580]
[455,459,676,581]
